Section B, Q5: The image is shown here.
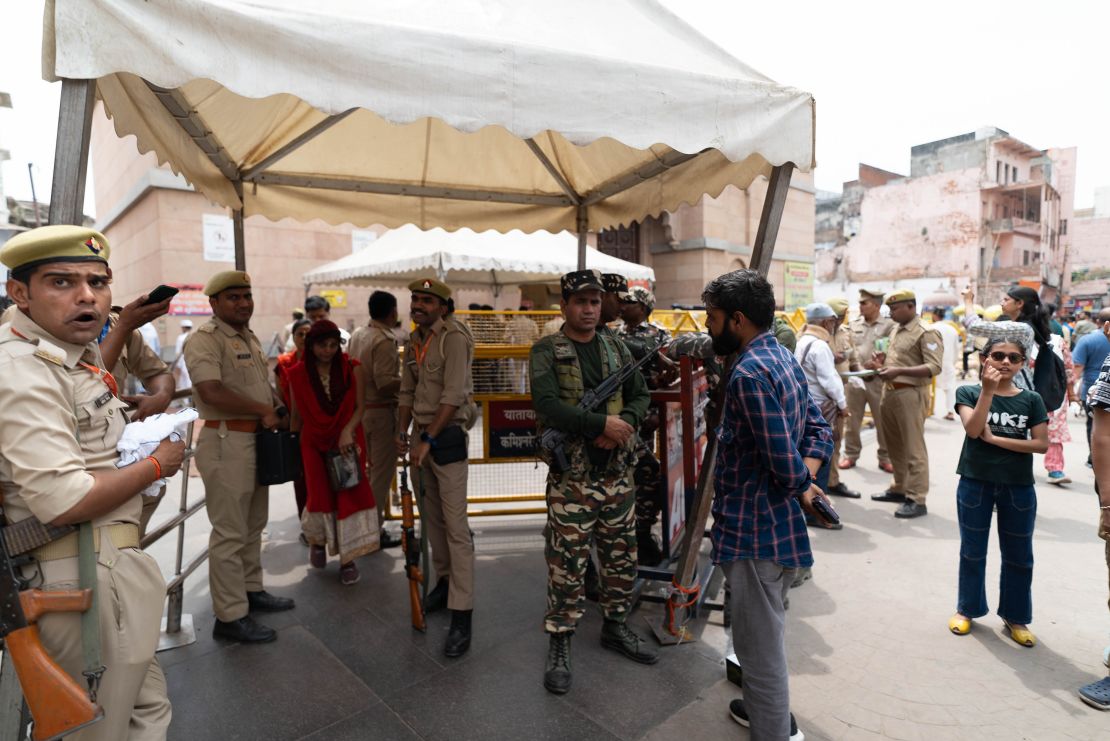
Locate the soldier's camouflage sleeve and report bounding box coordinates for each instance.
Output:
[665,331,715,360]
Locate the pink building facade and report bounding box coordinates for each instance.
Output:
[816,128,1076,304]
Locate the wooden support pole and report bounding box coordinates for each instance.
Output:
[748,163,794,277]
[48,79,96,226]
[576,205,588,270]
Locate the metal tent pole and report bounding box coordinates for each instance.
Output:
[48,79,97,226]
[233,180,246,271]
[576,205,588,270]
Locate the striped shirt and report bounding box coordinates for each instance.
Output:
[712,331,833,569]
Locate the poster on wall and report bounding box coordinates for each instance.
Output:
[166,284,212,316]
[202,214,234,263]
[783,261,814,311]
[487,399,537,459]
[664,404,685,546]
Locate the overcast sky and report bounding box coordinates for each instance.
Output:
[1,0,1106,219]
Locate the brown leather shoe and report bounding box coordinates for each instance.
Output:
[838,458,856,470]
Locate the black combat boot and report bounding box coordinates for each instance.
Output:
[583,559,600,602]
[444,609,472,657]
[600,619,658,664]
[424,576,449,613]
[543,633,573,694]
[637,529,663,567]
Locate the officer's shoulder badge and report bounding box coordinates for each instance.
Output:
[33,339,66,366]
[197,322,217,334]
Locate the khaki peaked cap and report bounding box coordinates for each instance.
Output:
[204,270,252,296]
[0,225,110,271]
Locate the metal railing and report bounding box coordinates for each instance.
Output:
[140,388,207,651]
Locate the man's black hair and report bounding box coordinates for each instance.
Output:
[700,269,775,330]
[368,290,397,321]
[304,295,330,313]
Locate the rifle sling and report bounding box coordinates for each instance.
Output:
[71,400,105,702]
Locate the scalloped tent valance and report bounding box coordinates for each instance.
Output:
[44,0,814,248]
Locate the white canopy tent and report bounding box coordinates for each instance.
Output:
[42,0,814,273]
[303,225,654,292]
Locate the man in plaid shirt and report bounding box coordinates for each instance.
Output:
[702,270,834,740]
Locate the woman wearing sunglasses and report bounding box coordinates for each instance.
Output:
[950,338,1049,646]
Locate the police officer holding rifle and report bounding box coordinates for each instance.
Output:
[530,269,659,696]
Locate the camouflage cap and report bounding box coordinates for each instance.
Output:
[601,273,629,297]
[408,277,451,301]
[560,269,605,296]
[622,286,656,312]
[204,270,252,296]
[885,289,916,305]
[826,296,849,316]
[0,225,110,271]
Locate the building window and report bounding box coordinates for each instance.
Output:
[1005,164,1011,185]
[1060,218,1067,235]
[996,161,1002,183]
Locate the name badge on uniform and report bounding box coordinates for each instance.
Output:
[94,390,114,408]
[236,353,252,360]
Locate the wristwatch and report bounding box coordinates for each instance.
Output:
[420,431,438,448]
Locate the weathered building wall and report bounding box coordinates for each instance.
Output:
[1071,214,1110,270]
[844,168,982,282]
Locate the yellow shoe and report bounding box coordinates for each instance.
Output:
[948,614,971,635]
[1003,620,1036,647]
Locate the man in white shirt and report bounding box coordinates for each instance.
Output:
[795,303,849,501]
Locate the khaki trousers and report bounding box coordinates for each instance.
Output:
[362,405,397,529]
[880,386,931,504]
[197,427,269,621]
[137,484,168,539]
[827,411,845,488]
[417,445,474,611]
[29,539,171,740]
[845,377,890,464]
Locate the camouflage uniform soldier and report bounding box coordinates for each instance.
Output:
[618,287,671,565]
[531,269,657,695]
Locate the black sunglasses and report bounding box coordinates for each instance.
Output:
[987,351,1025,364]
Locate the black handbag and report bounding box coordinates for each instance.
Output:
[256,430,302,486]
[324,448,362,491]
[430,425,468,465]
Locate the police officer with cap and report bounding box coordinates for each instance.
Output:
[531,269,656,695]
[823,296,860,498]
[843,288,896,472]
[865,289,943,518]
[0,225,185,739]
[396,277,477,657]
[186,270,295,643]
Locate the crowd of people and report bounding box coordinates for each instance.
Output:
[1,222,1107,741]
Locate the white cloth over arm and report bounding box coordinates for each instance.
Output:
[116,408,199,496]
[795,335,847,410]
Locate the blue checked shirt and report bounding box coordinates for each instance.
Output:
[711,331,834,569]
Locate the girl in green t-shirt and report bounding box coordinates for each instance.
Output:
[950,339,1048,647]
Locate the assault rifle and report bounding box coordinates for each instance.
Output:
[398,462,426,632]
[1,526,102,740]
[538,337,664,473]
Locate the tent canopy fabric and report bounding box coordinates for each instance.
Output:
[303,225,655,289]
[45,0,815,235]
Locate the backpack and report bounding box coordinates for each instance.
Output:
[1031,339,1067,411]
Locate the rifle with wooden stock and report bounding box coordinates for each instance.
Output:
[1,523,103,740]
[398,462,426,632]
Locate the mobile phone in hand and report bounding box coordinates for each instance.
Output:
[812,496,840,526]
[142,285,179,306]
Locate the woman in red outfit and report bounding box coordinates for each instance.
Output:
[287,321,379,585]
[275,319,311,527]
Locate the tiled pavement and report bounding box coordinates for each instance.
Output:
[148,414,1108,740]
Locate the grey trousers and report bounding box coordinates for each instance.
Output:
[724,558,795,741]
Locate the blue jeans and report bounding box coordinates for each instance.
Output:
[815,457,831,493]
[956,477,1037,624]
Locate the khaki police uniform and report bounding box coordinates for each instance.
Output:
[348,320,401,528]
[826,321,856,488]
[108,316,174,535]
[845,312,896,464]
[0,226,171,740]
[399,315,476,611]
[185,315,274,622]
[880,315,943,505]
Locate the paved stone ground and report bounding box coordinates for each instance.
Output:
[146,413,1108,740]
